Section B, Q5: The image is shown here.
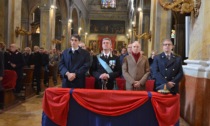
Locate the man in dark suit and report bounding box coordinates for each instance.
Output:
[32,46,42,95]
[59,34,90,88]
[4,44,25,93]
[91,38,121,90]
[152,39,183,94]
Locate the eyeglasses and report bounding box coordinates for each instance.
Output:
[163,44,172,46]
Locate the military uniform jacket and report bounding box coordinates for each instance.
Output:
[122,54,150,90]
[91,53,121,89]
[152,52,184,93]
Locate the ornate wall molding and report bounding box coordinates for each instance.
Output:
[158,0,201,18]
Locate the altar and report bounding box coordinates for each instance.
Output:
[42,88,180,126]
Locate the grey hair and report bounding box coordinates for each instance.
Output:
[102,38,112,45]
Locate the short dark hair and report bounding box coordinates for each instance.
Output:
[70,34,81,41]
[162,39,173,45]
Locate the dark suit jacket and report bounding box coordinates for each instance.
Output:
[4,51,25,78]
[0,51,4,77]
[59,48,90,88]
[91,54,121,89]
[152,52,183,94]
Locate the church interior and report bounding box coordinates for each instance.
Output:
[0,0,209,126]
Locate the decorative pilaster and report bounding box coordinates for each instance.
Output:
[150,0,171,52]
[13,0,22,47]
[180,1,210,125]
[40,0,56,50]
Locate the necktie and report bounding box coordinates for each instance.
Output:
[105,55,108,59]
[166,55,170,60]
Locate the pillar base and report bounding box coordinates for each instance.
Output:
[180,60,210,126]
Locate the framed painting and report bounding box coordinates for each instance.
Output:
[116,41,125,51]
[90,20,125,34]
[89,40,99,54]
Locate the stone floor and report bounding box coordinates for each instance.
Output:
[0,88,189,126]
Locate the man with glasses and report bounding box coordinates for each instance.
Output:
[152,39,183,94]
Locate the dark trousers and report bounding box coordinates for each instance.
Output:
[15,76,23,93]
[44,65,49,85]
[33,67,41,94]
[0,81,3,90]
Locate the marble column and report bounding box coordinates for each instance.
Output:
[4,0,22,48]
[40,0,56,50]
[180,0,210,126]
[21,18,29,48]
[0,0,6,42]
[150,0,171,53]
[13,0,22,48]
[61,21,70,50]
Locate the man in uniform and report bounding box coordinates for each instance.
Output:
[152,39,183,94]
[91,38,121,89]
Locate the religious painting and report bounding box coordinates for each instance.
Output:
[101,0,116,9]
[89,40,99,54]
[90,20,125,34]
[116,41,125,52]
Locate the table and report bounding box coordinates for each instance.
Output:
[42,88,180,126]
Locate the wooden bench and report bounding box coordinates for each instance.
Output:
[0,70,17,109]
[22,68,35,99]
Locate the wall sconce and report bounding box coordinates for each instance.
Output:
[158,0,201,18]
[133,27,151,40]
[15,27,31,37]
[137,7,142,12]
[68,19,73,23]
[78,27,82,35]
[52,39,61,44]
[50,5,57,9]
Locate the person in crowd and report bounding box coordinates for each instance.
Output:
[148,50,157,79]
[148,50,157,66]
[40,47,49,87]
[127,43,132,54]
[22,47,34,68]
[78,42,86,50]
[0,42,5,90]
[122,41,150,90]
[49,48,60,85]
[119,47,128,65]
[59,34,90,88]
[152,39,183,94]
[112,49,119,57]
[33,46,42,95]
[91,38,121,90]
[85,47,94,77]
[4,44,25,94]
